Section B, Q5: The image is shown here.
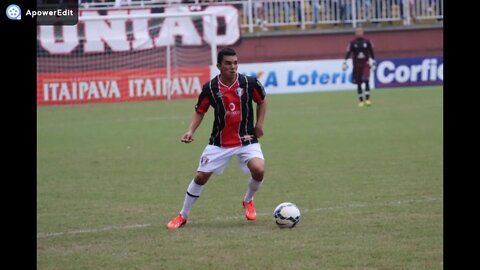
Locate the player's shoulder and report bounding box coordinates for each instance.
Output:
[241,74,258,83]
[243,75,266,95]
[202,75,218,90]
[201,81,209,91]
[240,74,263,88]
[364,37,373,43]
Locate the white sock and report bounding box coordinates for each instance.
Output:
[180,180,204,219]
[244,177,263,202]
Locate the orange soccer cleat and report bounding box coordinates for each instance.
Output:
[166,214,187,229]
[243,200,257,221]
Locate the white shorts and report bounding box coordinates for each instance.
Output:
[197,143,264,175]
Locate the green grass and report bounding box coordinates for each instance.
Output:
[37,86,443,270]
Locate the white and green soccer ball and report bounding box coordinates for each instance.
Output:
[273,202,300,229]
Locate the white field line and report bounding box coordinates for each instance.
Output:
[37,197,439,239]
[37,224,151,238]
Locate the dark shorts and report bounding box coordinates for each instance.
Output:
[352,63,371,84]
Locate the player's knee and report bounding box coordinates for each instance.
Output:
[248,159,265,181]
[252,172,264,182]
[194,172,212,185]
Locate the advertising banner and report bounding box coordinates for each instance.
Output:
[37,66,210,105]
[374,57,443,88]
[210,59,369,94]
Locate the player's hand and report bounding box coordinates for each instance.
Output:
[181,132,194,143]
[254,125,264,138]
[369,59,376,70]
[342,61,348,71]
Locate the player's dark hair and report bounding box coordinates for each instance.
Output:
[217,48,237,64]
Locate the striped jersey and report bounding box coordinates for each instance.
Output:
[195,73,266,147]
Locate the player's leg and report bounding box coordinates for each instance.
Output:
[363,64,372,106]
[166,171,212,229]
[237,144,265,220]
[353,65,365,107]
[364,81,372,106]
[244,158,265,201]
[167,145,235,229]
[179,171,212,218]
[243,158,264,221]
[357,83,364,101]
[364,81,370,99]
[357,83,365,107]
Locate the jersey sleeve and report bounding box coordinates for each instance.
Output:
[368,40,375,59]
[252,78,266,104]
[194,84,211,113]
[344,42,352,60]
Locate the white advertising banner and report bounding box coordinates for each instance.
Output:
[210,59,375,95]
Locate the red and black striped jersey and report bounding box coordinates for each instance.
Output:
[195,73,266,148]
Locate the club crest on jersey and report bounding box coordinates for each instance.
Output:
[235,88,244,97]
[216,91,223,98]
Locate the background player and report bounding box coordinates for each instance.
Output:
[167,48,267,229]
[342,26,376,107]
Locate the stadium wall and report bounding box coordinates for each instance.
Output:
[231,26,443,64]
[37,11,443,106]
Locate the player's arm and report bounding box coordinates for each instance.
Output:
[181,111,205,143]
[344,42,352,60]
[368,40,375,60]
[252,79,267,139]
[255,101,266,138]
[181,86,210,143]
[343,42,352,70]
[368,41,376,68]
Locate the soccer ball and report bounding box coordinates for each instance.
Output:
[273,202,300,229]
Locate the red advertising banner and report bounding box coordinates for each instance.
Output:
[37,66,210,106]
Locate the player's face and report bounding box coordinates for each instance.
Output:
[355,28,364,37]
[218,55,238,81]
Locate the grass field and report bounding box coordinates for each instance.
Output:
[37,86,443,270]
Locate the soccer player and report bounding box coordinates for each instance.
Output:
[166,48,267,229]
[342,26,376,107]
